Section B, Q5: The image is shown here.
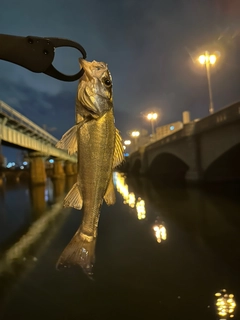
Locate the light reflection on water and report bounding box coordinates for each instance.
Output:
[114,172,146,216]
[0,171,240,319]
[153,217,167,243]
[215,289,236,319]
[114,172,167,243]
[114,173,240,320]
[136,197,146,220]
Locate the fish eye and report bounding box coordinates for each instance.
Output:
[104,78,112,87]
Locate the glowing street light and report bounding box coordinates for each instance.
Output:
[198,51,218,115]
[131,131,140,151]
[124,140,131,145]
[131,131,140,138]
[147,112,158,136]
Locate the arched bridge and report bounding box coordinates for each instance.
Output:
[128,102,240,182]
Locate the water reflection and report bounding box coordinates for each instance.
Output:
[0,176,75,307]
[117,174,240,317]
[0,176,75,253]
[53,178,65,201]
[30,184,46,219]
[215,289,236,319]
[136,197,146,220]
[0,184,6,227]
[0,201,68,275]
[0,201,71,308]
[124,175,240,270]
[127,192,136,208]
[0,181,5,200]
[114,172,169,243]
[65,175,77,194]
[153,217,167,243]
[114,172,146,220]
[45,178,54,203]
[29,178,75,219]
[114,172,130,203]
[29,178,66,218]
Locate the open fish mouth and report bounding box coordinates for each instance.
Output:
[79,58,92,78]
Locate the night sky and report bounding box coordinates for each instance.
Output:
[1,0,240,161]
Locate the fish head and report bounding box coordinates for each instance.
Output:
[78,59,113,118]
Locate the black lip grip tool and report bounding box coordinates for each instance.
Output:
[0,34,87,81]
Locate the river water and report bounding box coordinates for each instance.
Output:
[0,173,239,320]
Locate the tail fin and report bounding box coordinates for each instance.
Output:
[56,227,96,278]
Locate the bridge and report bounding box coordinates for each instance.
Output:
[0,100,77,184]
[126,101,240,182]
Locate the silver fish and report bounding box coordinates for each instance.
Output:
[56,59,124,276]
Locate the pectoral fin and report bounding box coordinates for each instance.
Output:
[56,120,86,155]
[113,128,125,168]
[104,177,116,205]
[63,183,83,210]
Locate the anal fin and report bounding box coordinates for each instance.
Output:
[63,183,83,210]
[104,177,116,205]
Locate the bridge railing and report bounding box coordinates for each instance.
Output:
[195,101,240,134]
[0,100,58,145]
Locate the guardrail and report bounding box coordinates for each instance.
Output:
[0,100,58,145]
[195,101,240,134]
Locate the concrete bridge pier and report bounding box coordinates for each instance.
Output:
[184,136,203,182]
[52,158,65,179]
[29,153,46,185]
[64,160,75,176]
[72,163,78,174]
[139,148,148,175]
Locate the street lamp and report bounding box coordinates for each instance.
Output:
[124,140,131,145]
[131,131,140,138]
[198,51,217,115]
[147,112,158,136]
[131,131,140,151]
[124,140,131,154]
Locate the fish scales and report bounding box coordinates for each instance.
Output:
[79,110,115,236]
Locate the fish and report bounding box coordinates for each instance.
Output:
[55,59,124,276]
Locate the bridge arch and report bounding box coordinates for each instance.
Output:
[204,143,240,181]
[201,122,240,171]
[147,152,189,180]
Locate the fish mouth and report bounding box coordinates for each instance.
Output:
[79,59,92,78]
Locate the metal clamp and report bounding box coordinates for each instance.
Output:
[0,34,87,81]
